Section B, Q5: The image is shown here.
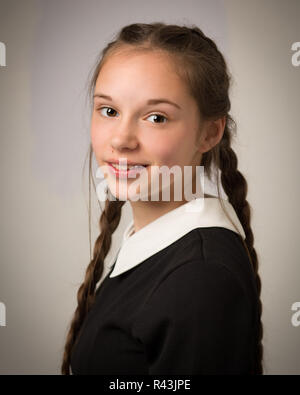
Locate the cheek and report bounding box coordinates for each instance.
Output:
[90,128,107,169]
[146,138,174,164]
[148,132,192,166]
[90,119,108,155]
[90,118,100,147]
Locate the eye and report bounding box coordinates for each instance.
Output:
[97,107,168,124]
[98,107,119,118]
[146,114,168,124]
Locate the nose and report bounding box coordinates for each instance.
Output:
[110,117,139,151]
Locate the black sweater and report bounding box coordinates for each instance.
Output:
[70,226,259,375]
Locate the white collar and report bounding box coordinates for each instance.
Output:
[109,196,245,278]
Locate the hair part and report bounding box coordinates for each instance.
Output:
[61,22,264,375]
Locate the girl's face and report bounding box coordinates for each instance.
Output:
[91,49,203,202]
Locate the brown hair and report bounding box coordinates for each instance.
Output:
[61,22,263,375]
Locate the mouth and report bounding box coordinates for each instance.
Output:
[107,162,149,178]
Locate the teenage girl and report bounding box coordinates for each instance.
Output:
[61,22,263,375]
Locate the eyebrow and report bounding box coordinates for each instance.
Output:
[93,93,182,110]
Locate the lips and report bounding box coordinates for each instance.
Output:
[109,163,147,170]
[106,158,149,166]
[107,162,149,179]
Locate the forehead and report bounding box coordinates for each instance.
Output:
[95,49,193,105]
[101,48,175,71]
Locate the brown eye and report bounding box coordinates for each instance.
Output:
[99,107,119,117]
[147,114,168,124]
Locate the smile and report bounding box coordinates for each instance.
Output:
[107,162,149,179]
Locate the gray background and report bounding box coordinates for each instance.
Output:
[0,0,299,374]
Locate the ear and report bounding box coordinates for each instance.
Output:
[197,116,226,153]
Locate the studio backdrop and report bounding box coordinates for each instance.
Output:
[0,0,299,375]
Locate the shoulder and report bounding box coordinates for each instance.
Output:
[145,256,248,311]
[132,255,256,345]
[157,227,255,291]
[141,227,257,313]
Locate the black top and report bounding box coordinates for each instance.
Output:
[70,227,259,375]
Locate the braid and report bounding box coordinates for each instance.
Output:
[61,165,125,375]
[215,118,264,374]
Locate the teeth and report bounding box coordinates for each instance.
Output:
[111,163,146,170]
